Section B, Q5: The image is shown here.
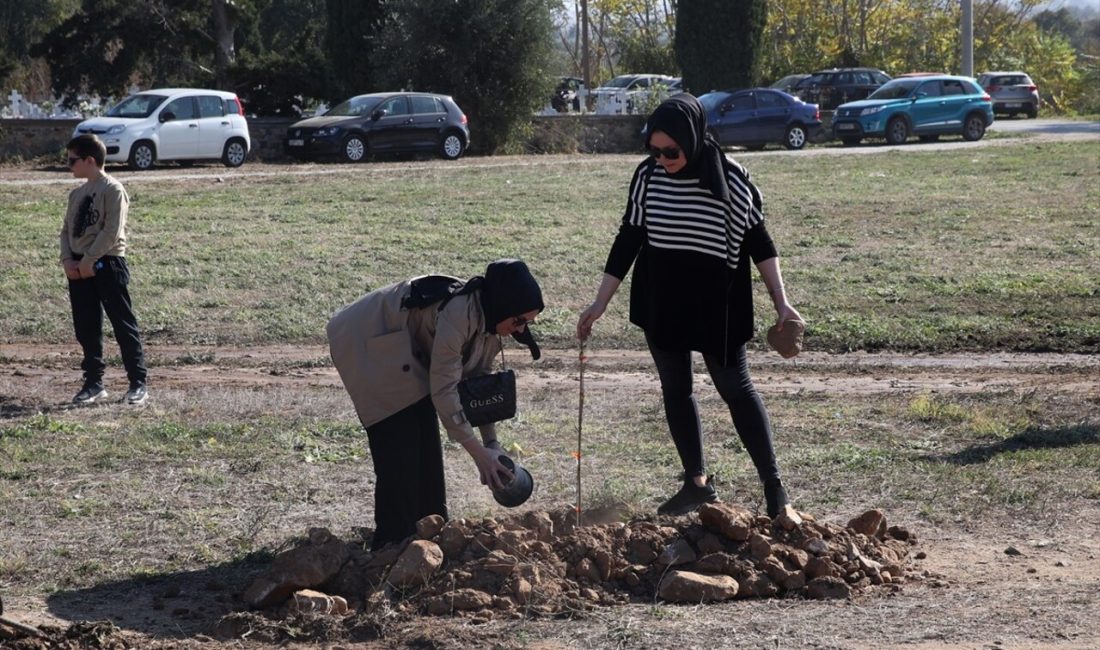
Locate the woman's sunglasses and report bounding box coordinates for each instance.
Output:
[511,316,535,328]
[648,146,682,160]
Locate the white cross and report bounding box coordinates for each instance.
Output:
[9,89,23,113]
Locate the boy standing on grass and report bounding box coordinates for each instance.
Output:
[60,134,148,405]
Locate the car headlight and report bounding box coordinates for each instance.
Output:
[314,126,341,137]
[860,106,887,116]
[106,124,126,135]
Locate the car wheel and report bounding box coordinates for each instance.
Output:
[962,114,986,141]
[343,135,367,162]
[918,135,940,142]
[222,138,247,167]
[439,132,465,160]
[841,137,861,146]
[128,141,156,171]
[784,124,808,150]
[885,117,909,145]
[1027,107,1038,119]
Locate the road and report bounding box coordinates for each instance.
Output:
[0,117,1095,186]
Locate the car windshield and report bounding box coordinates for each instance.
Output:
[799,73,831,87]
[105,94,168,118]
[697,92,726,112]
[600,76,638,89]
[868,80,920,100]
[325,96,381,117]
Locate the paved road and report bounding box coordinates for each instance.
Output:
[1,117,1095,186]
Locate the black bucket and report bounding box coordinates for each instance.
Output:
[492,454,534,507]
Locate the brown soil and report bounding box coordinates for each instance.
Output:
[1,345,1098,649]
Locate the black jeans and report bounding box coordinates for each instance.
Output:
[646,332,782,488]
[68,255,147,386]
[364,396,447,550]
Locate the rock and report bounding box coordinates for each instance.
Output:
[749,533,773,560]
[698,503,754,541]
[482,550,519,576]
[1004,546,1024,556]
[739,572,778,598]
[658,570,739,602]
[658,539,698,566]
[806,576,851,600]
[282,589,349,616]
[416,515,446,540]
[805,556,838,579]
[803,538,830,556]
[697,533,724,555]
[426,588,492,614]
[243,528,351,609]
[787,549,810,570]
[437,522,470,559]
[887,525,910,541]
[847,510,886,537]
[496,529,531,551]
[573,557,601,582]
[592,549,614,581]
[627,537,658,564]
[523,511,555,542]
[693,552,735,575]
[387,540,444,588]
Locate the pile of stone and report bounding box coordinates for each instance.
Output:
[239,505,918,621]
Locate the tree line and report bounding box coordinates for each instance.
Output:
[2,0,1097,153]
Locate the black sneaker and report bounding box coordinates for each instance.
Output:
[125,383,148,405]
[657,477,718,516]
[73,383,107,404]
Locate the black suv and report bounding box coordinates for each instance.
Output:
[285,92,470,162]
[794,68,892,110]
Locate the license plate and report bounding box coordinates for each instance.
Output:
[288,139,304,146]
[836,123,856,131]
[1005,102,1021,108]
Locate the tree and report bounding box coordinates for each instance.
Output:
[0,0,79,96]
[374,0,555,154]
[675,0,766,93]
[324,0,383,103]
[234,0,329,115]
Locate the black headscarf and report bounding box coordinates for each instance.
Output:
[453,259,544,360]
[643,93,730,204]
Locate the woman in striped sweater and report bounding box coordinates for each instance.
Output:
[577,93,803,522]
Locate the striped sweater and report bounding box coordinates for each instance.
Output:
[604,156,778,359]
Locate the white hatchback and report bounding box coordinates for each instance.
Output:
[73,88,251,170]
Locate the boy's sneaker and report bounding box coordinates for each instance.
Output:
[125,383,148,405]
[73,383,107,404]
[657,477,718,516]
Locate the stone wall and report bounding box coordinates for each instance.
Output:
[0,115,648,163]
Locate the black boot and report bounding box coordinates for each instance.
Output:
[658,476,718,516]
[764,477,789,519]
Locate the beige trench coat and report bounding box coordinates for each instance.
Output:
[326,278,502,443]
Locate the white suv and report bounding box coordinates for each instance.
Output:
[73,88,251,170]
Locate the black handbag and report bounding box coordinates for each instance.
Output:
[457,344,516,426]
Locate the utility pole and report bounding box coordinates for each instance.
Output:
[961,0,974,77]
[581,0,591,90]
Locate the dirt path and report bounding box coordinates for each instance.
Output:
[2,344,1097,411]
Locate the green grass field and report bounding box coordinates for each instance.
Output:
[1,141,1097,352]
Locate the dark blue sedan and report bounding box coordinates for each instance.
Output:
[699,88,823,150]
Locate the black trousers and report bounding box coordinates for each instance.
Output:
[646,332,782,487]
[364,396,447,550]
[67,256,147,386]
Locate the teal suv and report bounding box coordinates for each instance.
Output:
[831,75,993,146]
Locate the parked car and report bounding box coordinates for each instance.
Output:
[831,75,993,146]
[284,92,470,162]
[698,88,822,150]
[794,68,892,110]
[768,74,810,94]
[591,73,677,114]
[976,71,1039,118]
[73,88,250,170]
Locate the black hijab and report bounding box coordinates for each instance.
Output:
[453,259,544,360]
[643,93,730,204]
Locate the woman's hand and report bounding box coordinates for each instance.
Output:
[576,302,606,341]
[774,303,803,329]
[465,441,514,491]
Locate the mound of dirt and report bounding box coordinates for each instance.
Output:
[225,503,919,635]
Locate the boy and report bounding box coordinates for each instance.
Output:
[60,134,148,405]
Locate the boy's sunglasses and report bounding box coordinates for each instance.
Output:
[67,156,83,167]
[648,146,682,160]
